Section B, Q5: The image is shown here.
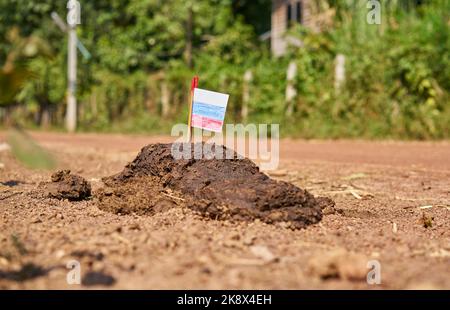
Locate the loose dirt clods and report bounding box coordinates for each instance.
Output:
[420,212,434,228]
[39,170,91,201]
[97,143,334,229]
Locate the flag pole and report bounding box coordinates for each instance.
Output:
[187,76,198,143]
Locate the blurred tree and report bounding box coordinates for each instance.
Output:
[231,0,272,35]
[0,28,52,108]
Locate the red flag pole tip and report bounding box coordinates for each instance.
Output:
[191,76,199,91]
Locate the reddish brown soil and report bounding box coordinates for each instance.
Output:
[0,131,449,289]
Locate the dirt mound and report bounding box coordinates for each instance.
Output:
[39,170,91,201]
[97,143,334,229]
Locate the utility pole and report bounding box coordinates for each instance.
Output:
[66,26,77,133]
[66,0,81,133]
[51,2,89,133]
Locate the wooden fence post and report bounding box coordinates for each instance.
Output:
[242,69,253,121]
[161,79,170,117]
[285,61,297,117]
[334,54,346,92]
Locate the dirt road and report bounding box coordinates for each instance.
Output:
[0,132,449,289]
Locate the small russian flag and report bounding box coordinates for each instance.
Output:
[191,88,229,133]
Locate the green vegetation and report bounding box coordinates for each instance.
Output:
[0,0,449,139]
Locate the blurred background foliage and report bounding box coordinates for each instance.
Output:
[0,0,449,139]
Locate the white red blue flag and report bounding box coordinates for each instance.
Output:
[191,88,229,133]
